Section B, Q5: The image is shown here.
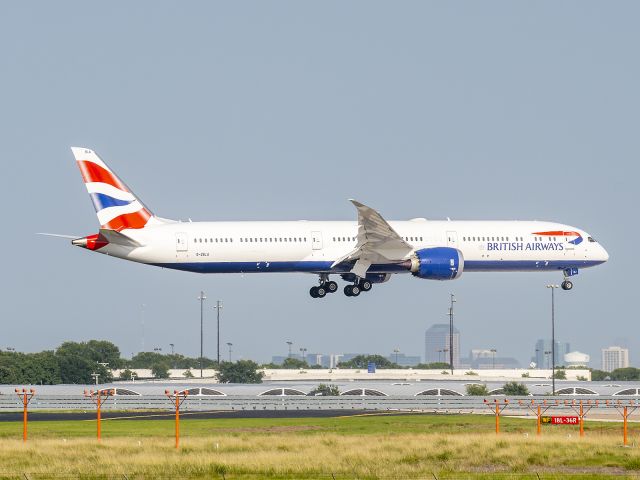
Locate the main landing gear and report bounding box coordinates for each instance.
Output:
[309,275,372,298]
[344,279,372,297]
[309,274,338,298]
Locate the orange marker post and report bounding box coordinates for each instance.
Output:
[165,390,189,449]
[615,401,638,447]
[84,389,114,441]
[623,406,628,446]
[14,388,35,442]
[484,398,509,435]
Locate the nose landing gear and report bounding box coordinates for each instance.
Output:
[561,280,573,291]
[561,268,577,291]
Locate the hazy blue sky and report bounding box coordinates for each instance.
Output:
[1,2,637,368]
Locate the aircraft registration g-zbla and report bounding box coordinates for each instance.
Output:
[56,147,609,298]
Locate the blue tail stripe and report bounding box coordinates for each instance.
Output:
[89,192,133,212]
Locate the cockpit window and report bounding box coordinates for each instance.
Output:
[588,237,597,243]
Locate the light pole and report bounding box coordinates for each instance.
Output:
[197,291,206,378]
[213,301,223,366]
[226,342,233,362]
[286,341,293,358]
[299,347,307,364]
[141,303,146,352]
[448,293,456,375]
[490,349,497,369]
[393,348,400,365]
[546,284,559,395]
[169,343,175,355]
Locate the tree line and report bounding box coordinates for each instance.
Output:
[3,340,638,385]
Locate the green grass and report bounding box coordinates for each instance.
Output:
[0,413,638,479]
[0,412,633,438]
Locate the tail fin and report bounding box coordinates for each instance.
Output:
[71,147,154,231]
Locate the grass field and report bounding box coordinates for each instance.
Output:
[0,413,639,479]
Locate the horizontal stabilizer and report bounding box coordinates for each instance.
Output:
[99,229,143,247]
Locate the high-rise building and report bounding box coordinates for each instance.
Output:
[602,346,629,372]
[532,339,570,368]
[425,324,460,366]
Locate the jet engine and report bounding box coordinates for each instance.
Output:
[408,247,464,280]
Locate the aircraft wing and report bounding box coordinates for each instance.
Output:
[331,199,413,277]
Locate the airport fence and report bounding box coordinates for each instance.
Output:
[0,394,637,414]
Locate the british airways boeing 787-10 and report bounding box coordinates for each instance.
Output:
[60,147,608,298]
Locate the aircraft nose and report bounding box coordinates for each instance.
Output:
[600,245,609,262]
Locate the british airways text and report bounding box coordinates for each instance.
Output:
[487,242,565,251]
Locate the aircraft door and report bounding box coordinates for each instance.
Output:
[563,232,576,258]
[446,231,458,248]
[311,231,323,250]
[176,232,189,259]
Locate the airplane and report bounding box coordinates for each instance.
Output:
[57,147,609,298]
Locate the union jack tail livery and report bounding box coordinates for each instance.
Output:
[71,147,153,231]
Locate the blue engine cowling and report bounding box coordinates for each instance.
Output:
[409,247,464,280]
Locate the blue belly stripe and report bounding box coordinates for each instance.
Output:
[150,259,605,274]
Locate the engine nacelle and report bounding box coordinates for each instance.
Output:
[409,247,464,280]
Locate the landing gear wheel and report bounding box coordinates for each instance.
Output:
[310,287,319,298]
[326,281,338,293]
[359,280,372,292]
[561,280,573,291]
[316,286,327,298]
[344,285,353,297]
[351,285,361,296]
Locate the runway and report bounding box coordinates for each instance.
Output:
[0,409,389,422]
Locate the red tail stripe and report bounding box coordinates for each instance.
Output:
[103,210,151,231]
[533,231,581,237]
[85,233,109,251]
[77,160,129,192]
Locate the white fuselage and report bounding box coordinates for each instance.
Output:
[93,219,609,276]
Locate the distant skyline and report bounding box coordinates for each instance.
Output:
[1,2,636,368]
